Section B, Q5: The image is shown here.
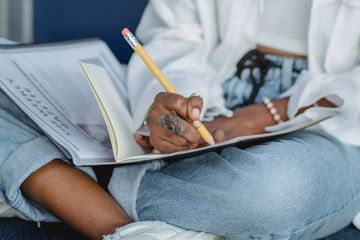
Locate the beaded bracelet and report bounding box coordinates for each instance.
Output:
[263,97,283,124]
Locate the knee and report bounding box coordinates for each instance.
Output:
[137,144,328,237]
[205,149,322,236]
[223,161,324,237]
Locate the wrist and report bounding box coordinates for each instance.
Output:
[254,97,289,126]
[222,97,289,139]
[296,98,336,116]
[231,104,268,135]
[229,114,256,136]
[251,98,288,133]
[271,98,289,122]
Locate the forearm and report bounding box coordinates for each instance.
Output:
[211,97,335,141]
[21,160,131,240]
[236,98,289,133]
[220,98,289,139]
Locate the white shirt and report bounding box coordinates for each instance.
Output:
[258,0,312,55]
[127,0,360,147]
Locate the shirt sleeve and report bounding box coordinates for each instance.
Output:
[280,65,360,146]
[0,105,66,221]
[127,0,217,130]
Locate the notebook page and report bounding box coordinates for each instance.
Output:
[80,62,145,160]
[0,40,125,165]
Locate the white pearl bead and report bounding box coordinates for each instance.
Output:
[274,114,281,121]
[263,97,270,104]
[270,108,277,115]
[266,102,274,109]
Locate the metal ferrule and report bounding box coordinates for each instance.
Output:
[124,32,139,49]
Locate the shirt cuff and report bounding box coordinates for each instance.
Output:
[0,135,65,221]
[280,70,344,119]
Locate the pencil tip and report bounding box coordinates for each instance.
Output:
[207,138,216,146]
[122,28,130,36]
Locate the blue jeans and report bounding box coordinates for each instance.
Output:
[109,54,360,240]
[127,129,360,240]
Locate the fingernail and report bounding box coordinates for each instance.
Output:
[153,149,161,154]
[191,143,199,148]
[135,135,143,140]
[193,120,201,128]
[206,138,215,146]
[192,108,200,119]
[214,130,226,143]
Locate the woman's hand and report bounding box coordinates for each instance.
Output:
[205,98,290,141]
[134,96,293,152]
[135,92,205,154]
[203,108,263,142]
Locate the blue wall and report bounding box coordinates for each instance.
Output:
[33,1,148,63]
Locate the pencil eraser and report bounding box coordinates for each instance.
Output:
[122,28,130,36]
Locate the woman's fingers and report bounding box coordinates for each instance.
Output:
[155,124,189,146]
[182,120,202,144]
[150,116,200,145]
[154,92,203,121]
[152,149,161,154]
[186,95,203,121]
[148,92,206,153]
[213,129,226,143]
[134,134,152,147]
[154,92,188,119]
[149,110,202,153]
[150,136,190,153]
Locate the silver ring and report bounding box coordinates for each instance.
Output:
[157,114,184,136]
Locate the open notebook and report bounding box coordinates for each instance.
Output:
[0,39,334,166]
[79,60,335,165]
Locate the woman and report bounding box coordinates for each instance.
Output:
[1,0,360,240]
[112,1,360,239]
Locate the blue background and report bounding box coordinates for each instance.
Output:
[33,0,148,63]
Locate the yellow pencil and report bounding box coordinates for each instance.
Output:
[122,28,215,145]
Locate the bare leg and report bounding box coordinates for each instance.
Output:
[21,160,132,240]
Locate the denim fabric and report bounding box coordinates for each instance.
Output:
[0,38,96,221]
[133,130,360,240]
[0,89,64,221]
[223,55,307,109]
[109,54,360,239]
[0,38,16,45]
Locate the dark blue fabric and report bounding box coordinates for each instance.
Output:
[0,219,358,239]
[33,0,148,63]
[0,219,85,239]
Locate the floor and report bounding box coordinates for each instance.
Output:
[0,219,359,240]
